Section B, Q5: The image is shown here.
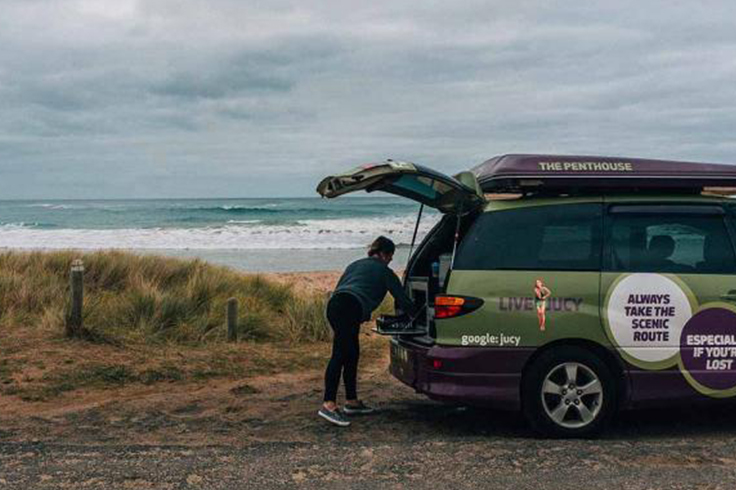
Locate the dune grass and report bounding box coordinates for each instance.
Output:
[0,250,331,345]
[0,251,400,402]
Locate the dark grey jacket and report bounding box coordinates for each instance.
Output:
[333,257,416,321]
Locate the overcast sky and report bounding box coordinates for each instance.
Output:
[2,0,736,199]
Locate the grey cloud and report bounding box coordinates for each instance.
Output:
[151,71,292,99]
[1,0,736,199]
[150,51,300,100]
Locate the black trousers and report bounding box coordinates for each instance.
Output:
[323,293,363,403]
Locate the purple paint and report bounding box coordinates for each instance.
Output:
[389,339,534,410]
[470,154,736,192]
[680,308,736,391]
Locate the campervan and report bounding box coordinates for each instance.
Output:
[317,154,736,437]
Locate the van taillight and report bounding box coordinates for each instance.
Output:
[434,295,484,319]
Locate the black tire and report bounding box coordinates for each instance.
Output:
[521,346,617,438]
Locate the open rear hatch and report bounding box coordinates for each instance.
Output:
[317,160,485,337]
[316,160,484,216]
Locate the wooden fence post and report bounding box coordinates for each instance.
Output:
[227,298,238,342]
[67,259,84,338]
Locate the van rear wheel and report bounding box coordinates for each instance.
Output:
[522,346,616,438]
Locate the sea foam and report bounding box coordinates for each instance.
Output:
[0,215,440,250]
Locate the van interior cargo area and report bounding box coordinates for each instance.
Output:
[374,314,425,335]
[375,213,477,338]
[375,276,430,335]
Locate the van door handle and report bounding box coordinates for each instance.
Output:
[720,290,736,302]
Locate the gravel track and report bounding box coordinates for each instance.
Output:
[2,357,736,488]
[3,404,736,488]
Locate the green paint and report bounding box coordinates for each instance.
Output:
[440,270,605,347]
[428,192,736,400]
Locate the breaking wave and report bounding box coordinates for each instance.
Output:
[0,215,440,250]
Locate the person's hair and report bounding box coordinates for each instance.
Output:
[368,236,396,257]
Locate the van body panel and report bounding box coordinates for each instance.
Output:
[600,273,736,406]
[482,195,603,212]
[599,199,736,404]
[438,270,604,348]
[624,368,703,408]
[481,194,728,214]
[390,338,532,410]
[604,194,730,204]
[422,268,603,410]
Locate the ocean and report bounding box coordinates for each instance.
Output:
[0,197,440,272]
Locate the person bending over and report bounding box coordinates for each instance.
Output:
[318,236,417,427]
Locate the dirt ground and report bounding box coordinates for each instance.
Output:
[2,270,736,488]
[3,342,736,489]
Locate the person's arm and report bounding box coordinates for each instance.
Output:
[385,269,417,315]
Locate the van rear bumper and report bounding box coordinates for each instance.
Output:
[389,338,534,411]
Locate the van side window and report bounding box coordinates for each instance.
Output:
[605,208,736,274]
[454,203,602,271]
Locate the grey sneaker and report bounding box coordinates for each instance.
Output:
[343,401,375,415]
[318,407,350,427]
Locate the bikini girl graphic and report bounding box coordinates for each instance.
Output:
[534,279,552,331]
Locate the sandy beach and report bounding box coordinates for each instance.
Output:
[265,270,342,294]
[265,268,405,294]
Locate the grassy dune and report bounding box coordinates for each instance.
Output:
[0,251,395,402]
[0,250,330,344]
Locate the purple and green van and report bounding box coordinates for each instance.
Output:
[317,154,736,437]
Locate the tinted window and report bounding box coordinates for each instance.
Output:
[606,208,736,274]
[390,175,451,200]
[454,203,602,271]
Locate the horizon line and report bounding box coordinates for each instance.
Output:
[0,195,398,202]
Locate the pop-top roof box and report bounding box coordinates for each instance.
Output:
[471,154,736,194]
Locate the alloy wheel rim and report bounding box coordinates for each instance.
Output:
[541,362,603,429]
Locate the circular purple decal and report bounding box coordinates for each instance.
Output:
[680,308,736,391]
